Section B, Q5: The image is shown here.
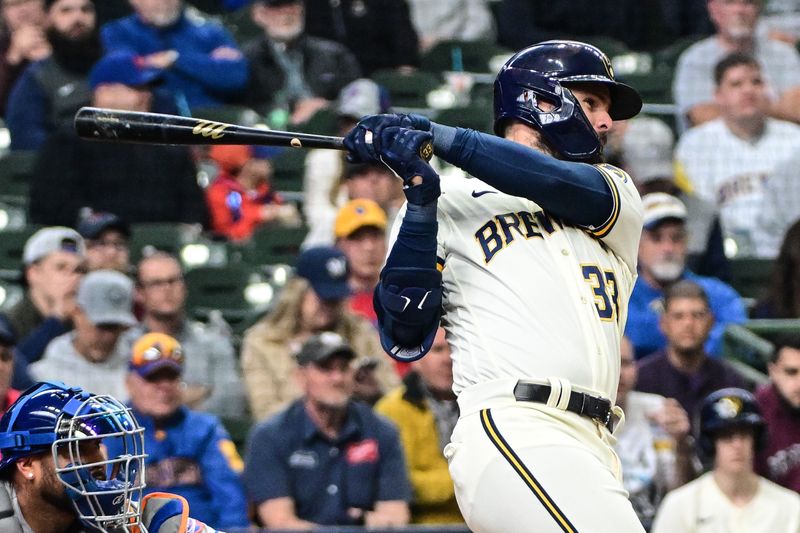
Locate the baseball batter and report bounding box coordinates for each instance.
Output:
[345,40,646,532]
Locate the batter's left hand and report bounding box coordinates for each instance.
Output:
[343,113,431,163]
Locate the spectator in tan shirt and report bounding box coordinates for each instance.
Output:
[241,246,397,421]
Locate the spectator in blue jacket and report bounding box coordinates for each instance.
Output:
[625,193,746,359]
[100,0,247,111]
[244,332,411,529]
[121,332,250,529]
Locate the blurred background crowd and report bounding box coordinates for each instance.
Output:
[1,0,800,530]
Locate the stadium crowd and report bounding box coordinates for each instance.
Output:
[2,0,800,530]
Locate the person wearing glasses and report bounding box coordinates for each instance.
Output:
[76,210,131,274]
[121,251,246,419]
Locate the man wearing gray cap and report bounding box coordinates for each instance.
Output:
[6,226,86,389]
[28,269,136,398]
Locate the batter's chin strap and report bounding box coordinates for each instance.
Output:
[374,266,442,362]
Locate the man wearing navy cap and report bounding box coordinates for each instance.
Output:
[77,210,131,273]
[29,51,208,226]
[244,331,411,529]
[241,246,398,420]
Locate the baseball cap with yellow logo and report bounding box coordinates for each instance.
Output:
[129,332,184,378]
[334,199,387,239]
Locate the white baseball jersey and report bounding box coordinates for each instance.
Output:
[651,472,800,533]
[389,163,642,402]
[675,118,800,257]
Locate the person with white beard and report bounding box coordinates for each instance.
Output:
[624,193,747,359]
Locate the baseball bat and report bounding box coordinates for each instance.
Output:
[73,107,434,161]
[74,106,343,150]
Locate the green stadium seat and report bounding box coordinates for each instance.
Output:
[421,39,512,73]
[729,257,774,301]
[0,151,37,202]
[0,277,23,311]
[243,224,308,266]
[185,263,274,335]
[220,416,252,453]
[371,69,442,109]
[0,226,41,273]
[129,223,197,264]
[434,104,494,133]
[722,323,773,375]
[618,65,675,104]
[295,107,339,137]
[723,319,800,381]
[271,149,307,192]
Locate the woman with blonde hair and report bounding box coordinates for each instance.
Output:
[241,246,397,420]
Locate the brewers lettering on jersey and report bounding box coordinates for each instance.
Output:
[345,40,646,533]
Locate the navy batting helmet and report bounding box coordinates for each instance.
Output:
[698,387,766,458]
[0,381,146,532]
[493,40,642,161]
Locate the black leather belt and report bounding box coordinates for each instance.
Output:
[513,381,615,431]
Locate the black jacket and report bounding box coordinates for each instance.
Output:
[243,34,361,114]
[29,128,208,227]
[303,0,419,75]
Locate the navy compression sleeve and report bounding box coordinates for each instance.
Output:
[431,123,614,228]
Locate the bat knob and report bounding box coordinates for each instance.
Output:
[419,140,434,162]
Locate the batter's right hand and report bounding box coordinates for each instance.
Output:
[378,127,440,205]
[343,113,431,163]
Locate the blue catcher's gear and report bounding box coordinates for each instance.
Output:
[0,381,146,532]
[493,40,642,161]
[698,387,766,458]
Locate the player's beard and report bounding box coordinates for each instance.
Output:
[650,258,684,283]
[40,463,77,515]
[47,26,102,74]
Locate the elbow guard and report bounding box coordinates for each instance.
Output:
[374,266,442,362]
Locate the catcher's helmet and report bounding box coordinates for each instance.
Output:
[698,387,766,458]
[0,381,146,532]
[493,40,642,161]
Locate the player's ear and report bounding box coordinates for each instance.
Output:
[15,455,37,481]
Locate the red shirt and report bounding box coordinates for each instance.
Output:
[0,388,20,417]
[205,173,283,241]
[755,384,800,492]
